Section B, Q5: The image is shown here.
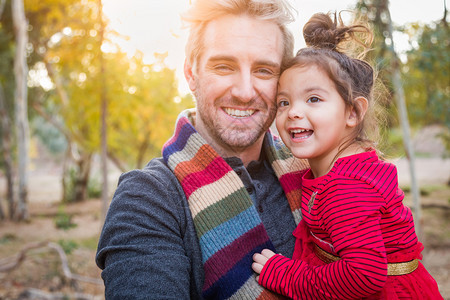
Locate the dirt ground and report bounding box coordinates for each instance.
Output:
[0,154,449,299]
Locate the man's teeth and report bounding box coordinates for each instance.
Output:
[224,108,255,118]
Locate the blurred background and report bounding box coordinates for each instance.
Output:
[0,0,448,298]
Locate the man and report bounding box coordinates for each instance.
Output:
[96,0,308,298]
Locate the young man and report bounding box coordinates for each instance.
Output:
[96,0,308,298]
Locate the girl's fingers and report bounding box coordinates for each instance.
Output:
[261,249,276,259]
[252,262,263,274]
[253,252,269,265]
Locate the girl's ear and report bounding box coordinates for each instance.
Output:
[184,59,197,92]
[347,97,369,128]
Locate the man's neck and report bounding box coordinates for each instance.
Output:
[208,135,264,167]
[194,125,264,167]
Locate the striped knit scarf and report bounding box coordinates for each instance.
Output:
[162,109,308,299]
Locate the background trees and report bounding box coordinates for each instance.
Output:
[355,0,449,152]
[0,0,193,219]
[402,19,449,131]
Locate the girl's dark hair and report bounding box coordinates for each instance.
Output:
[286,11,378,157]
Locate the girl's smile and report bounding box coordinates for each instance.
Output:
[275,65,357,177]
[288,127,313,141]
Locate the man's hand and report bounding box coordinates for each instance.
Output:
[252,249,277,281]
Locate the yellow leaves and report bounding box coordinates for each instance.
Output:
[26,0,194,169]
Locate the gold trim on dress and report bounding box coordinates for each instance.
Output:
[314,244,419,276]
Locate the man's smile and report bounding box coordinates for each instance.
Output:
[223,107,256,118]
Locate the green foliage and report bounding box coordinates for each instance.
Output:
[400,186,411,194]
[402,21,450,129]
[420,188,431,197]
[32,116,67,154]
[78,236,100,250]
[21,0,195,174]
[54,206,77,230]
[0,0,16,137]
[438,130,450,158]
[57,239,78,254]
[379,127,405,157]
[355,0,398,127]
[0,0,14,80]
[62,167,77,203]
[400,185,446,197]
[0,233,17,244]
[87,176,101,198]
[354,1,449,156]
[105,52,195,168]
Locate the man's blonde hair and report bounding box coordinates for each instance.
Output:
[182,0,296,70]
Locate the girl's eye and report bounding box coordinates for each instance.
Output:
[307,96,321,103]
[278,99,289,107]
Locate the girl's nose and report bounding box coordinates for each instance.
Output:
[287,105,304,119]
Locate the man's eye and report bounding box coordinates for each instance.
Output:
[211,64,233,74]
[307,96,321,103]
[215,64,232,71]
[257,68,273,75]
[255,68,277,79]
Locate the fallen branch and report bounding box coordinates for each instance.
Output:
[47,242,103,285]
[0,240,47,272]
[422,203,450,210]
[0,241,102,285]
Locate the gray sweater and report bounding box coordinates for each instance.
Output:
[96,155,297,299]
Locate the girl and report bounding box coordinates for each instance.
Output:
[252,12,443,299]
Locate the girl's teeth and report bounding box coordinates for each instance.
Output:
[290,129,313,139]
[291,129,307,133]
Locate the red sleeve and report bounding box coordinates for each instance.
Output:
[259,177,388,299]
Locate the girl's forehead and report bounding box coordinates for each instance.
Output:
[280,64,329,83]
[277,64,339,97]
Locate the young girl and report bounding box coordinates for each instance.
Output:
[252,12,443,299]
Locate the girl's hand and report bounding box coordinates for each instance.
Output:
[252,249,277,281]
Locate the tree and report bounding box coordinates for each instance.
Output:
[105,51,194,170]
[23,0,193,202]
[12,0,29,220]
[97,0,108,221]
[0,0,15,220]
[355,0,423,237]
[402,19,450,131]
[0,82,11,220]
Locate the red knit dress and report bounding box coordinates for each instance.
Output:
[258,151,443,299]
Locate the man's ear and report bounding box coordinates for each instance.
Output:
[184,59,197,92]
[347,97,369,128]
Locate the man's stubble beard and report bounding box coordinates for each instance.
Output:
[195,93,277,153]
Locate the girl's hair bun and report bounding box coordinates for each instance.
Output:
[303,11,372,56]
[303,12,344,50]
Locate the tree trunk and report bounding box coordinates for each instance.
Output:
[0,83,14,220]
[107,152,127,173]
[73,154,92,202]
[0,0,6,19]
[385,0,422,239]
[98,0,109,221]
[12,0,29,221]
[136,137,150,170]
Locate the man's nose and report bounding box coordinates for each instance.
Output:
[231,72,256,103]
